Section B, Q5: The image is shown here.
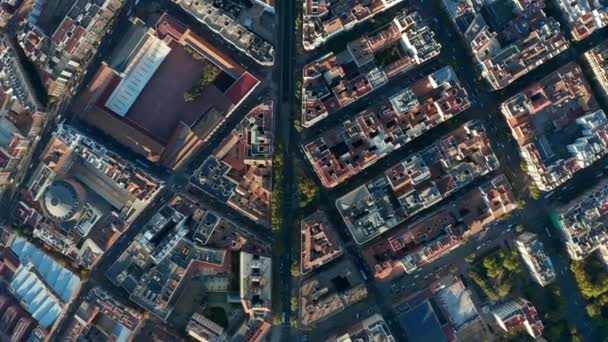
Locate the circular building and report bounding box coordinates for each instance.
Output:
[42,179,86,222]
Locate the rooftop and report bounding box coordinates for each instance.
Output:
[186,312,226,342]
[555,0,608,40]
[501,62,607,192]
[492,298,543,338]
[9,238,81,329]
[445,0,569,90]
[299,258,368,326]
[554,177,608,260]
[515,232,556,286]
[105,193,235,320]
[0,41,41,112]
[30,124,163,221]
[302,0,406,50]
[436,277,479,330]
[16,0,125,97]
[301,9,441,127]
[398,301,447,342]
[300,211,344,275]
[173,0,274,65]
[585,39,608,98]
[240,251,272,315]
[362,175,516,278]
[303,65,470,188]
[336,120,499,244]
[394,275,480,342]
[72,14,259,169]
[62,287,142,342]
[331,313,395,342]
[191,102,274,224]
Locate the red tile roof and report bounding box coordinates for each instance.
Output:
[225,72,259,105]
[156,13,187,40]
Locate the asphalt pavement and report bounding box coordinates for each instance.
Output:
[9,0,608,341]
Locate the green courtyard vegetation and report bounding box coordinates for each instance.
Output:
[468,247,578,341]
[468,248,524,301]
[571,256,608,336]
[183,60,221,102]
[297,175,319,208]
[271,144,284,232]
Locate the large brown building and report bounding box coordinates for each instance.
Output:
[72,13,260,170]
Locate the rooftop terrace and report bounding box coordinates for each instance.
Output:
[362,175,516,278]
[174,0,274,65]
[191,102,273,224]
[501,63,607,191]
[585,39,608,98]
[304,66,470,188]
[445,0,569,90]
[300,211,344,275]
[302,0,406,50]
[105,193,234,320]
[336,120,499,244]
[556,0,608,41]
[299,258,368,326]
[302,9,440,127]
[554,177,608,260]
[515,232,556,286]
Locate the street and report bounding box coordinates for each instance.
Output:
[4,0,608,340]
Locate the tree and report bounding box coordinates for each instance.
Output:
[503,250,521,273]
[298,176,319,208]
[515,224,525,233]
[182,61,220,102]
[291,296,299,310]
[498,213,513,222]
[469,270,499,301]
[483,256,501,279]
[184,45,205,61]
[587,302,601,318]
[183,90,199,102]
[496,281,512,297]
[272,145,284,232]
[291,260,301,277]
[465,253,476,263]
[529,183,542,200]
[199,61,221,87]
[294,119,302,133]
[570,259,608,299]
[571,333,583,342]
[544,324,566,342]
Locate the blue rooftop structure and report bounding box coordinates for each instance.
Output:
[9,238,81,328]
[398,301,447,342]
